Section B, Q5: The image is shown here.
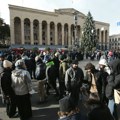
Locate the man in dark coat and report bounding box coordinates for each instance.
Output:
[65,60,84,106]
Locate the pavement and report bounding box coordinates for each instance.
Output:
[0,59,99,120]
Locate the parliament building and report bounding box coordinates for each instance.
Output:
[9,4,110,50]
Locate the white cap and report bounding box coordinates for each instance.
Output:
[55,52,60,57]
[99,59,107,66]
[3,60,12,68]
[35,56,40,62]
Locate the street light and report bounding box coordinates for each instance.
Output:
[73,11,78,50]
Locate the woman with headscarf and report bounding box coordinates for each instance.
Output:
[11,59,33,120]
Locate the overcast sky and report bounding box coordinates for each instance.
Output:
[0,0,120,35]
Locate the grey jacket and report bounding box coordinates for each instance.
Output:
[11,69,32,95]
[65,67,84,90]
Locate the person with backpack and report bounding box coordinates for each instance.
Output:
[45,58,59,97]
[35,55,47,102]
[11,59,33,120]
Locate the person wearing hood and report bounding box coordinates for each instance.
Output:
[35,55,47,102]
[11,59,33,120]
[98,58,111,75]
[1,60,17,118]
[106,59,120,120]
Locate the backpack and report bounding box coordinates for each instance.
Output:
[35,63,46,80]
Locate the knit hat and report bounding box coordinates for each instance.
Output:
[55,52,60,57]
[59,96,75,112]
[3,60,12,68]
[99,59,107,66]
[72,60,78,64]
[15,59,25,67]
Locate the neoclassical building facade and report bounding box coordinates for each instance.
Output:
[9,4,110,49]
[109,34,120,50]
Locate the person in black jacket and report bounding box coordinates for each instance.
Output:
[106,59,120,120]
[1,60,17,118]
[84,63,108,104]
[65,60,84,107]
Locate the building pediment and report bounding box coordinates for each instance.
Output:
[55,8,86,17]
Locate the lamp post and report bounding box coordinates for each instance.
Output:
[73,11,78,50]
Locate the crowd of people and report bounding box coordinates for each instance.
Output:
[0,48,120,120]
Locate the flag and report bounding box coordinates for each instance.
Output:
[117,21,120,26]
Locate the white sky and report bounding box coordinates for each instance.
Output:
[0,0,120,35]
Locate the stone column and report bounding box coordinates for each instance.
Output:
[10,19,15,44]
[103,30,105,44]
[21,20,25,45]
[99,29,101,46]
[55,24,58,45]
[107,30,109,49]
[39,23,42,45]
[30,21,34,45]
[47,23,50,45]
[68,25,71,47]
[62,25,64,45]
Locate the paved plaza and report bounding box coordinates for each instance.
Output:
[0,59,99,120]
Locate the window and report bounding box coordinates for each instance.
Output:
[50,37,53,41]
[50,32,52,36]
[42,31,45,36]
[42,37,45,41]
